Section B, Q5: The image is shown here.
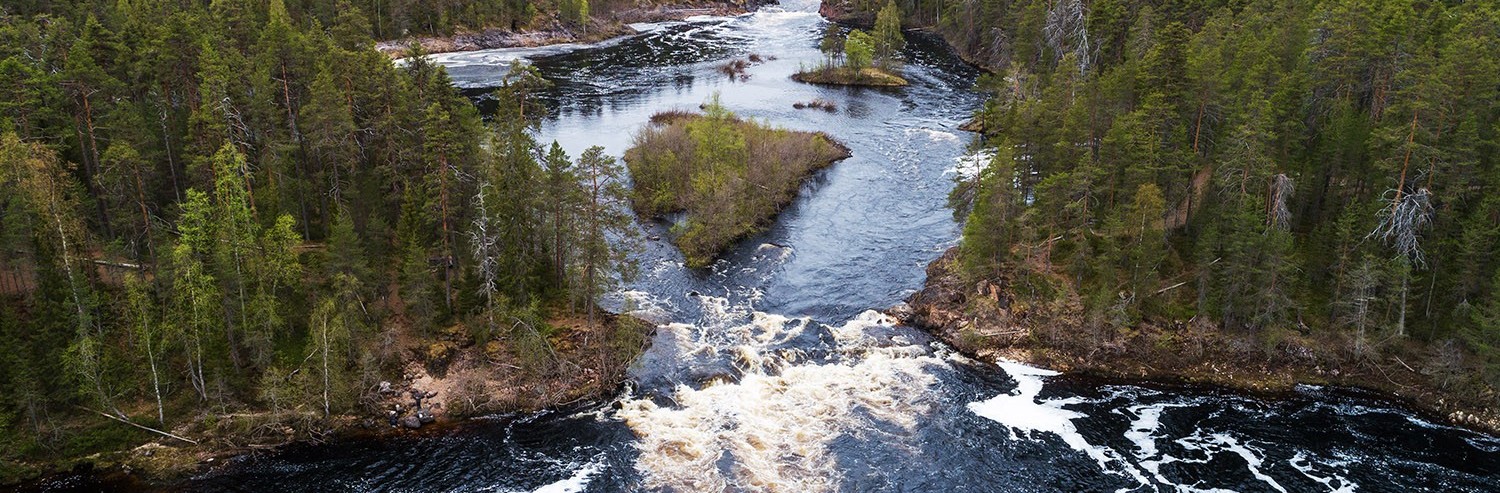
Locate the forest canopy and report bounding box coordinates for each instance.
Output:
[0,0,639,479]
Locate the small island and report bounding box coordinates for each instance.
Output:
[792,66,908,87]
[793,1,908,87]
[625,98,852,267]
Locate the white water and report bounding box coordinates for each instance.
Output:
[968,360,1149,488]
[528,460,602,493]
[619,311,945,492]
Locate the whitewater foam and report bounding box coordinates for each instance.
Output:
[530,460,602,493]
[968,360,1148,487]
[619,310,942,491]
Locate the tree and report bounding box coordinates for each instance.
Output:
[541,142,580,294]
[958,145,1021,279]
[0,134,105,411]
[211,143,261,368]
[873,0,905,68]
[123,273,169,425]
[300,68,358,205]
[845,30,875,73]
[819,23,845,66]
[63,16,125,239]
[574,146,635,325]
[307,275,358,418]
[249,212,302,368]
[170,189,223,401]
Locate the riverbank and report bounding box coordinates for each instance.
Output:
[376,0,758,58]
[892,248,1500,435]
[4,311,654,488]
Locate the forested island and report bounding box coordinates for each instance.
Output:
[822,0,1500,429]
[793,1,908,87]
[625,101,852,267]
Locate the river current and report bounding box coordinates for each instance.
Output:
[129,1,1500,491]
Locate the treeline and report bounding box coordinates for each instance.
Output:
[4,0,606,40]
[839,0,1500,395]
[0,0,630,472]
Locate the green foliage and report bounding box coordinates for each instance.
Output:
[873,1,905,68]
[844,30,875,72]
[915,0,1500,392]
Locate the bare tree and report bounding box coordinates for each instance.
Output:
[1044,0,1092,74]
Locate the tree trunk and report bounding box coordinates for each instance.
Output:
[321,313,331,418]
[1397,270,1408,338]
[80,90,114,239]
[146,335,164,425]
[131,163,156,262]
[159,103,182,202]
[439,154,453,312]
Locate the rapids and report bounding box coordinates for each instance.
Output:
[168,1,1500,491]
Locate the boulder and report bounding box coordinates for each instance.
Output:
[400,415,422,429]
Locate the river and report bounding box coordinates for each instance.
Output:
[165,1,1500,491]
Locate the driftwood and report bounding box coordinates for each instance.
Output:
[1156,281,1190,295]
[89,259,145,270]
[80,406,198,445]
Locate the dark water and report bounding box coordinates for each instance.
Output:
[49,1,1500,491]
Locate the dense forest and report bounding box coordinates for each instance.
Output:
[6,0,604,40]
[0,0,641,477]
[832,0,1499,402]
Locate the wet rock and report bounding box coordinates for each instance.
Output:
[417,409,435,424]
[400,415,422,429]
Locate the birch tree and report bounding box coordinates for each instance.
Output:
[123,273,169,425]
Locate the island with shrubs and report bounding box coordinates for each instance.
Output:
[624,98,852,267]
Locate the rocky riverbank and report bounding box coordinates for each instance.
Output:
[891,248,1500,435]
[377,0,760,58]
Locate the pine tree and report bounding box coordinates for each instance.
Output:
[819,23,844,66]
[574,146,635,325]
[541,142,579,294]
